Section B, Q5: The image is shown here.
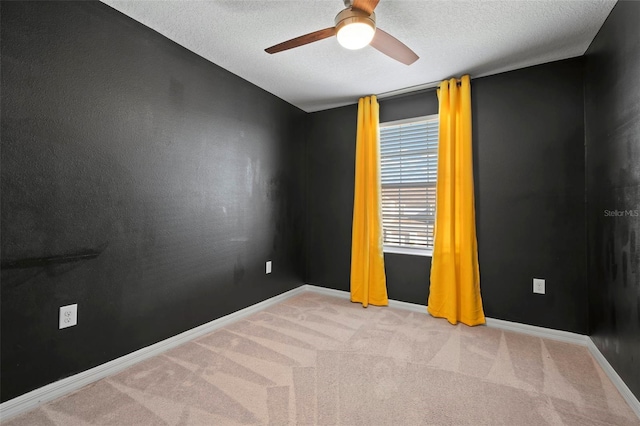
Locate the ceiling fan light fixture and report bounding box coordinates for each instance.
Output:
[335,8,376,50]
[337,23,375,49]
[265,1,418,66]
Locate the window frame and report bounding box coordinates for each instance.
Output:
[379,114,439,258]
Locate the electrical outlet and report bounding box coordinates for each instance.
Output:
[266,261,272,274]
[59,304,78,329]
[533,278,545,295]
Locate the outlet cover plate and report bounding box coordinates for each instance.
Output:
[266,261,272,274]
[533,278,545,295]
[59,304,78,329]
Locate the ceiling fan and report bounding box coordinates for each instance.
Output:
[264,0,419,65]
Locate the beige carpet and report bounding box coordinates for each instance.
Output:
[3,292,638,425]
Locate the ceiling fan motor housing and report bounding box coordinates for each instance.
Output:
[334,8,376,33]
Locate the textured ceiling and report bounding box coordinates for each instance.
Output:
[101,0,616,112]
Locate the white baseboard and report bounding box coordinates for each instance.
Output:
[303,284,590,344]
[587,338,640,419]
[303,284,427,313]
[484,317,589,346]
[0,286,307,422]
[302,284,351,300]
[2,284,638,421]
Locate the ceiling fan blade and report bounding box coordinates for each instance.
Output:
[370,28,419,65]
[351,0,380,15]
[265,27,336,54]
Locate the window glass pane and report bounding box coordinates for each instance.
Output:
[380,115,438,250]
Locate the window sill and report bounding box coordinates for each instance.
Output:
[383,245,432,257]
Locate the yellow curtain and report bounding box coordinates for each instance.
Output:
[350,95,388,308]
[428,75,485,326]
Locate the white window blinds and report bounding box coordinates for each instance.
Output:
[380,115,439,251]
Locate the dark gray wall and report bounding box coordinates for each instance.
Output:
[584,0,640,400]
[305,58,588,334]
[474,58,587,333]
[303,104,356,288]
[1,1,305,402]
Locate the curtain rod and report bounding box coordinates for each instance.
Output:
[376,76,469,100]
[376,81,439,100]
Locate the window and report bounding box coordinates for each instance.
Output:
[380,115,438,256]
